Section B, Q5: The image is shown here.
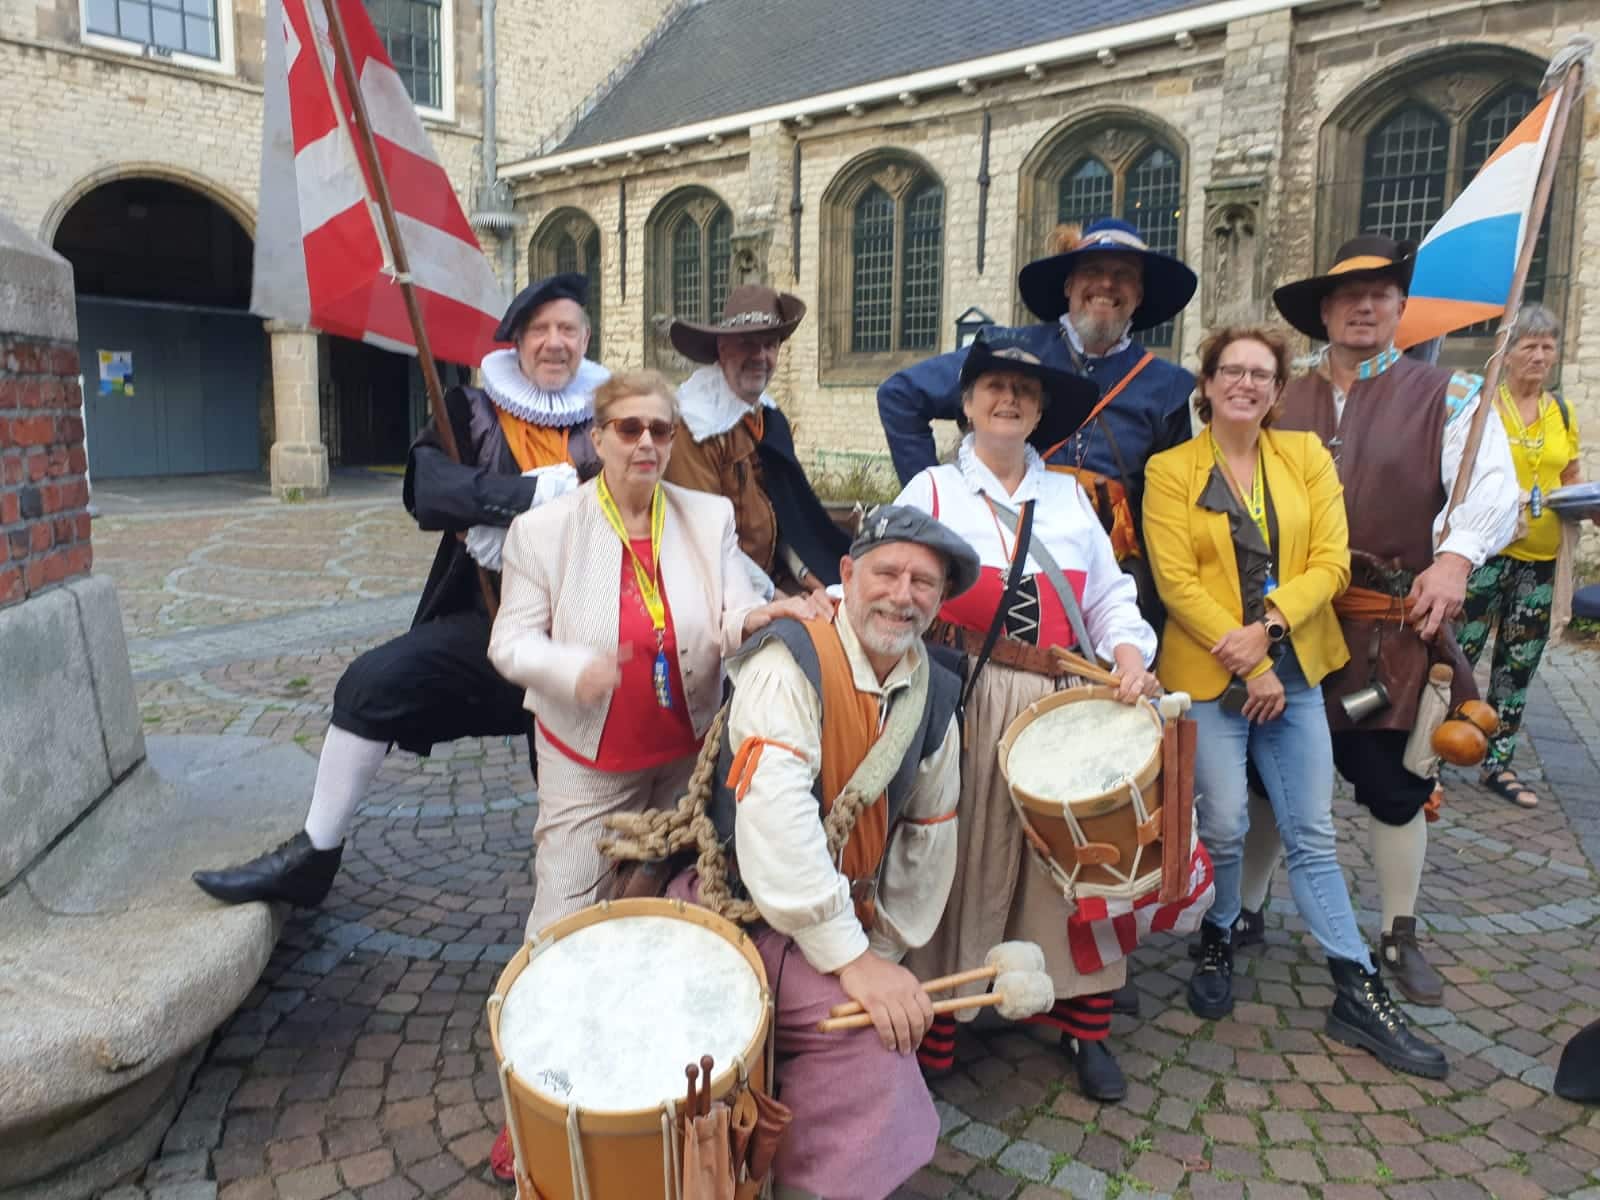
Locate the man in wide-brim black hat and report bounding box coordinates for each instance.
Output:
[1246,234,1520,1012]
[664,284,850,592]
[876,218,1199,620]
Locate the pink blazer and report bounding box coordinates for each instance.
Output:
[488,479,761,760]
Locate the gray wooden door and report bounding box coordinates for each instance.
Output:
[77,297,264,477]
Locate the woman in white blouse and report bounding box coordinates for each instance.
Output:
[896,337,1159,1103]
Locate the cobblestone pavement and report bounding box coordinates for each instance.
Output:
[90,475,1600,1200]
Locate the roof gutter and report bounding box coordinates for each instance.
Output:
[500,0,1312,180]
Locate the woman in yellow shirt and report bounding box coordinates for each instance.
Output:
[1458,304,1581,809]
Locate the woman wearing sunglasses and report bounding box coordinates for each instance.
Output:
[489,370,827,936]
[1142,326,1444,1078]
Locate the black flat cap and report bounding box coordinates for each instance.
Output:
[494,272,590,342]
[849,504,981,598]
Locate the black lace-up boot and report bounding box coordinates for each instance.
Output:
[1326,957,1449,1079]
[193,832,344,907]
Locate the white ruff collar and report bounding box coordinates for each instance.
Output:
[479,349,608,426]
[677,364,777,442]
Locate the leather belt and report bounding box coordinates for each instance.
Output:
[925,619,1068,679]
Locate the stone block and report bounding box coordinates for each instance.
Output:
[0,736,310,1198]
[68,575,145,779]
[0,584,114,891]
[0,212,75,343]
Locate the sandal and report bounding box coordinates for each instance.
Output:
[1482,769,1538,809]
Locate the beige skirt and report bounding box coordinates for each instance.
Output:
[906,660,1127,1005]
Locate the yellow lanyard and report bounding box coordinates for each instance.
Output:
[1209,430,1270,551]
[596,475,673,709]
[596,475,666,631]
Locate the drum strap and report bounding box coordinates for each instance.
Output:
[987,500,1104,671]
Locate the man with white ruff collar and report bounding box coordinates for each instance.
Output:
[193,273,609,908]
[664,285,851,592]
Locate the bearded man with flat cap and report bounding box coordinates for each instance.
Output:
[193,273,608,910]
[666,285,853,594]
[1264,235,1518,1004]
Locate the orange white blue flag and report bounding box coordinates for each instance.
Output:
[1396,86,1564,349]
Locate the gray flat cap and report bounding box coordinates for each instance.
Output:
[849,504,981,598]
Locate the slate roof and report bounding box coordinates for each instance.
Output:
[557,0,1214,152]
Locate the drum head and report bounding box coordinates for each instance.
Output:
[999,686,1162,817]
[492,900,767,1116]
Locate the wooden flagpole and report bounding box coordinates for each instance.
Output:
[316,0,499,613]
[1441,52,1584,537]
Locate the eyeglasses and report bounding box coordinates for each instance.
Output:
[603,417,676,443]
[1214,364,1279,386]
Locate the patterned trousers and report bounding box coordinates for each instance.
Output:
[1458,555,1557,771]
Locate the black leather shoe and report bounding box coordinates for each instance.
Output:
[1326,957,1448,1080]
[193,832,344,907]
[1109,981,1140,1017]
[1187,920,1235,1019]
[1190,905,1263,959]
[1065,1038,1126,1102]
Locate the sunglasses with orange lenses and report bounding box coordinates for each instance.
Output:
[603,417,676,443]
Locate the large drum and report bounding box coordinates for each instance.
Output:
[997,686,1168,901]
[488,898,773,1200]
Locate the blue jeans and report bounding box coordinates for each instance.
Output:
[1190,648,1374,970]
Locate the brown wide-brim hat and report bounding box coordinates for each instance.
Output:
[1272,235,1416,343]
[669,285,807,363]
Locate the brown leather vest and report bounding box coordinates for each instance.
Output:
[1276,356,1459,732]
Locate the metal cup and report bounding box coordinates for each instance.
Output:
[1340,680,1391,723]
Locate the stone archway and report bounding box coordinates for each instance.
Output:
[52,175,271,479]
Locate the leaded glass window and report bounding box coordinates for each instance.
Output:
[366,0,442,110]
[1057,157,1115,230]
[708,208,733,321]
[900,183,944,352]
[851,187,896,353]
[86,0,218,58]
[1360,106,1448,244]
[671,217,703,321]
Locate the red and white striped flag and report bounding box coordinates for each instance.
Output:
[251,0,505,365]
[1065,840,1215,975]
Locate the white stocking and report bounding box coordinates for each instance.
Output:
[302,726,389,850]
[1371,810,1427,934]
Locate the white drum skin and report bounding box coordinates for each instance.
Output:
[1005,697,1161,805]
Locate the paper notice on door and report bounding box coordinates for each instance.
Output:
[98,350,134,397]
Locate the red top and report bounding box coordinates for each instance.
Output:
[936,564,1087,649]
[542,537,701,771]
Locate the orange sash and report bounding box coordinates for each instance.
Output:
[1038,351,1155,563]
[495,408,571,471]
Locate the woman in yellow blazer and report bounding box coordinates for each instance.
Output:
[1144,325,1444,1079]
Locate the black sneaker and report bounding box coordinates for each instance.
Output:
[1187,920,1234,1020]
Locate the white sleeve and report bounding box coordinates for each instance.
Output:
[868,712,959,963]
[1071,484,1157,665]
[728,643,868,974]
[1435,388,1521,565]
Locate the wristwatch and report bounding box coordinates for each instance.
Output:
[1261,615,1288,643]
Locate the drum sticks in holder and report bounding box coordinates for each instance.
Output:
[816,941,1053,1032]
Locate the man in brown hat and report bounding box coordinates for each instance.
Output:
[1264,235,1518,1004]
[666,285,851,592]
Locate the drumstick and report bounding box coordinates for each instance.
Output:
[1048,646,1123,689]
[699,1056,714,1117]
[684,1063,698,1123]
[817,970,1054,1032]
[827,941,1047,1018]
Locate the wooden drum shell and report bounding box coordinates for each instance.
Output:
[997,686,1166,894]
[488,898,772,1200]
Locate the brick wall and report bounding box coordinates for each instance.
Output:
[0,334,91,608]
